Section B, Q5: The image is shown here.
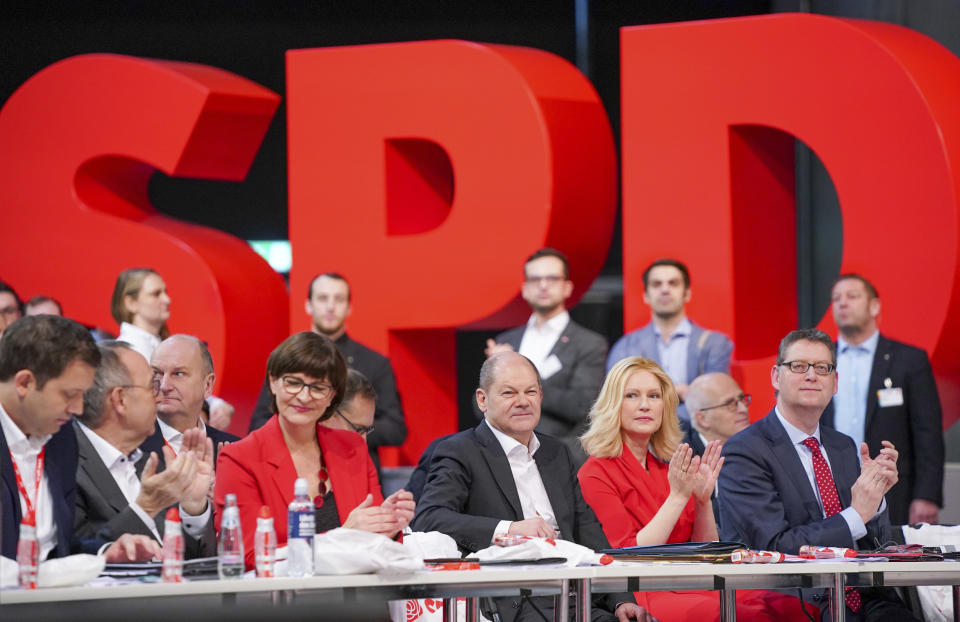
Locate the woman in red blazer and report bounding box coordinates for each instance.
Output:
[578,357,819,622]
[214,332,414,570]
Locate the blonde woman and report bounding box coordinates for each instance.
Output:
[578,357,819,622]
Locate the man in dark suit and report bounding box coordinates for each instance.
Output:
[484,248,607,463]
[823,274,943,525]
[74,341,215,557]
[1,315,158,562]
[413,352,652,622]
[140,334,238,469]
[719,328,917,621]
[607,259,732,423]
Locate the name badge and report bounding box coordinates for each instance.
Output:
[877,387,904,408]
[540,354,563,380]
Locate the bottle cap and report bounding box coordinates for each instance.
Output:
[225,493,237,505]
[294,477,308,495]
[258,505,272,519]
[165,507,181,522]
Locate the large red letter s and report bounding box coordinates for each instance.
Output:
[621,15,960,426]
[0,55,285,432]
[287,41,617,463]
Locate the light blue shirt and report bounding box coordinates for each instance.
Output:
[774,408,870,542]
[654,317,692,386]
[835,331,879,450]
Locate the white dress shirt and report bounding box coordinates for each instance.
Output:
[0,402,57,560]
[775,408,885,541]
[157,416,206,456]
[117,322,161,362]
[518,311,569,378]
[485,420,561,541]
[654,317,692,386]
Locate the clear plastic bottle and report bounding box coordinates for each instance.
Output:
[161,507,185,583]
[17,516,39,589]
[218,493,245,579]
[287,477,315,577]
[254,505,277,578]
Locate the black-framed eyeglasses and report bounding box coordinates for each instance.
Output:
[120,377,161,396]
[700,393,751,412]
[281,375,333,400]
[779,361,836,375]
[335,409,375,436]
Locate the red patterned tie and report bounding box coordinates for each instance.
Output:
[802,436,862,612]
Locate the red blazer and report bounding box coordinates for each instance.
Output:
[214,415,383,569]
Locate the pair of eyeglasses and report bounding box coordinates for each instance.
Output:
[700,393,751,412]
[335,409,375,436]
[120,377,161,396]
[524,275,565,286]
[281,375,333,400]
[779,360,836,375]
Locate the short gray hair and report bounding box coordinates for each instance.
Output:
[478,352,540,392]
[80,341,135,428]
[776,329,836,366]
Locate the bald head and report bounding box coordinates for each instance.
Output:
[478,351,540,393]
[152,334,215,428]
[686,372,750,443]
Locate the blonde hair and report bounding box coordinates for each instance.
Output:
[110,268,169,339]
[580,357,682,460]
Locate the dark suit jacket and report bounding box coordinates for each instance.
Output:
[72,421,215,558]
[496,319,607,447]
[412,423,633,621]
[137,419,238,473]
[718,409,889,552]
[1,421,78,560]
[822,334,944,524]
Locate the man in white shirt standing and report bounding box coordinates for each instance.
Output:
[73,341,215,557]
[0,315,158,562]
[485,248,607,463]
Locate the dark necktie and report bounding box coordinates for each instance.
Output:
[802,436,862,612]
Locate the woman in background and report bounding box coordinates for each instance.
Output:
[578,357,819,622]
[111,267,170,361]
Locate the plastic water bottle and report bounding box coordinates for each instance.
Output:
[287,478,315,577]
[219,494,245,579]
[161,507,184,582]
[254,505,277,578]
[17,516,39,589]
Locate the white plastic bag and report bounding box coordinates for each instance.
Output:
[313,528,423,575]
[902,524,960,622]
[474,536,609,566]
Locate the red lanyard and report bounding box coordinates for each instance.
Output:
[163,437,178,458]
[9,446,45,520]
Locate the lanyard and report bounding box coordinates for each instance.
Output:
[9,446,45,520]
[163,437,178,458]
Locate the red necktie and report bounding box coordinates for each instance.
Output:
[802,437,862,612]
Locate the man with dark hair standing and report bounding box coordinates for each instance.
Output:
[139,335,238,468]
[74,342,215,557]
[248,273,406,469]
[0,280,23,338]
[719,328,917,621]
[1,315,158,562]
[413,352,652,622]
[824,274,943,525]
[484,248,607,462]
[607,259,732,421]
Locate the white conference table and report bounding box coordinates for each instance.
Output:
[2,560,958,622]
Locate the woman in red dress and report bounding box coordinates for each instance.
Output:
[578,357,819,622]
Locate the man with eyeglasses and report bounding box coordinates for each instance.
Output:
[322,369,377,439]
[683,373,751,527]
[73,341,215,557]
[139,335,238,471]
[822,274,943,526]
[484,248,607,464]
[719,328,918,622]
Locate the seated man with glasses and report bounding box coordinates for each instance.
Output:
[719,328,919,622]
[74,341,216,558]
[682,372,751,527]
[484,248,608,465]
[323,369,377,439]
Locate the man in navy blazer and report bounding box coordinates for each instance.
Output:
[822,274,943,526]
[719,328,917,621]
[1,315,158,562]
[484,248,607,463]
[607,259,732,422]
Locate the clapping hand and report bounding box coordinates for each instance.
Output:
[692,440,724,506]
[666,443,701,502]
[381,489,415,532]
